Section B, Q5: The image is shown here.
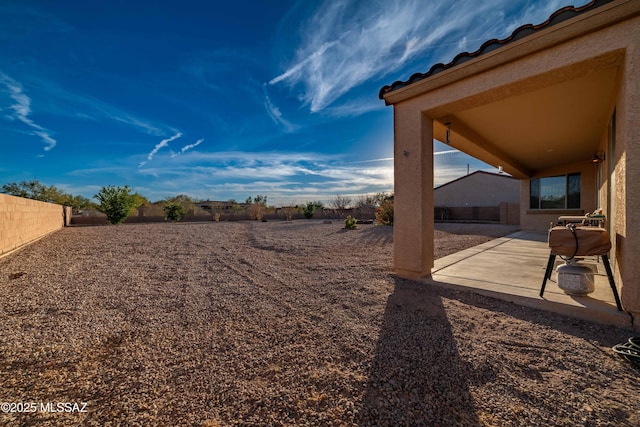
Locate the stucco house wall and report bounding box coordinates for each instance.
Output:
[435,171,519,207]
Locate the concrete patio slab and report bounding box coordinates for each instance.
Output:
[425,231,634,330]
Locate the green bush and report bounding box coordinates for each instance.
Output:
[375,199,394,225]
[344,215,358,229]
[303,201,323,219]
[94,185,138,224]
[163,203,184,221]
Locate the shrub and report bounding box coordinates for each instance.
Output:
[246,195,268,220]
[163,203,184,221]
[94,185,138,224]
[375,199,394,225]
[247,203,265,221]
[344,215,358,229]
[303,201,324,219]
[281,207,296,221]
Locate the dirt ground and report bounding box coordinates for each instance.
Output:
[0,220,638,426]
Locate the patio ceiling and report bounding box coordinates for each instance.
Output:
[429,63,620,179]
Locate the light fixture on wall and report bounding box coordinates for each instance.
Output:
[445,121,451,144]
[592,151,605,163]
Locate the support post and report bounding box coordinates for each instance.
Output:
[393,107,434,280]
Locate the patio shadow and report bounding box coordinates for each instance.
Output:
[358,277,480,426]
[427,277,631,347]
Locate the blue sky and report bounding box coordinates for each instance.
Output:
[0,0,588,205]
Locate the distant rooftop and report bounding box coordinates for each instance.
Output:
[435,170,517,190]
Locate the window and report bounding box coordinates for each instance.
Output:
[529,173,581,209]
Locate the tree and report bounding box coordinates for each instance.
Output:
[354,194,377,209]
[2,179,55,201]
[1,179,90,210]
[131,193,150,210]
[1,181,31,199]
[245,195,267,206]
[94,185,138,224]
[374,192,393,206]
[329,194,352,210]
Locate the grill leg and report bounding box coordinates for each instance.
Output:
[540,253,556,298]
[601,254,623,311]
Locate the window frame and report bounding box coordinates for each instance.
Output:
[529,172,581,210]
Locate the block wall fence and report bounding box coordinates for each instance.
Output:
[0,194,71,258]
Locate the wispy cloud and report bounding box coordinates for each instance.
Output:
[269,0,588,114]
[262,85,297,132]
[346,157,393,164]
[68,147,491,204]
[138,132,182,167]
[109,113,168,136]
[345,149,459,164]
[269,40,339,87]
[171,138,204,157]
[10,73,170,137]
[268,0,462,112]
[0,72,57,151]
[132,149,393,204]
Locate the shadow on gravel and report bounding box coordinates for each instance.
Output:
[427,278,631,348]
[354,225,393,245]
[358,277,480,426]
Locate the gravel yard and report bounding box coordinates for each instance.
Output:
[0,220,638,426]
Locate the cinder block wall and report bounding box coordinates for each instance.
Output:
[500,202,520,225]
[0,194,70,257]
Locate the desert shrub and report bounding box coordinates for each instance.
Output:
[163,203,184,221]
[303,201,324,219]
[375,199,394,225]
[281,207,296,221]
[94,185,138,224]
[214,212,221,222]
[246,203,265,220]
[246,195,268,220]
[344,215,358,229]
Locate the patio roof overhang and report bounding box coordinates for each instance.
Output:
[380,0,639,179]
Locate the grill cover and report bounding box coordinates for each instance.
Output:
[548,226,611,257]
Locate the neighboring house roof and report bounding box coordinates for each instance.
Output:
[379,0,612,99]
[435,170,517,190]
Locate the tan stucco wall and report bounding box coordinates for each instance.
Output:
[615,20,640,322]
[435,172,519,207]
[393,107,434,279]
[0,194,69,258]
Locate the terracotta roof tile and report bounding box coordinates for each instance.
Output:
[379,0,613,99]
